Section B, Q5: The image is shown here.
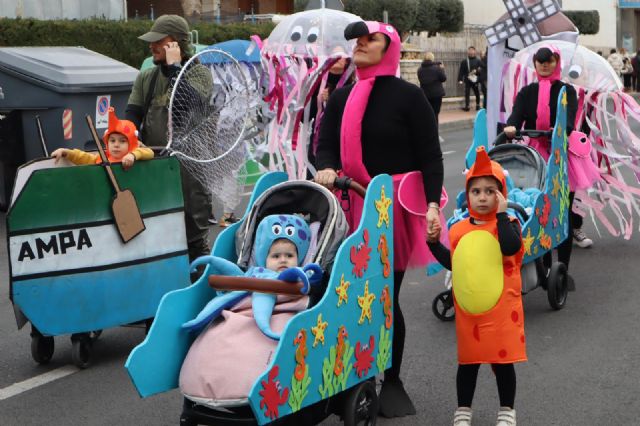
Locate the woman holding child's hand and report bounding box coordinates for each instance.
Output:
[314,21,444,418]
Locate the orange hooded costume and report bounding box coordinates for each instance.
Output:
[62,108,152,166]
[98,107,140,163]
[449,147,527,364]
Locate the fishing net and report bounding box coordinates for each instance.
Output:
[167,48,253,211]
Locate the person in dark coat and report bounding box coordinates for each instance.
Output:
[417,52,446,126]
[632,49,640,92]
[479,48,488,109]
[457,46,482,111]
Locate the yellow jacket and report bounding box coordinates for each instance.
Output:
[65,147,154,165]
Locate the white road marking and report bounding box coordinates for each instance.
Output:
[443,150,456,155]
[0,365,79,400]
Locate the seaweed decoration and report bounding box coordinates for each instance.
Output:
[376,324,392,373]
[288,364,311,413]
[259,365,289,420]
[318,326,354,399]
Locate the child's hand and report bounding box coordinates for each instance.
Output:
[51,148,68,163]
[495,189,508,213]
[426,219,441,243]
[122,153,135,170]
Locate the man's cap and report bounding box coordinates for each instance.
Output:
[139,15,190,43]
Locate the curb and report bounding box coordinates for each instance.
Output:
[440,118,475,132]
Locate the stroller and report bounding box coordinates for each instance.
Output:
[432,90,572,321]
[126,172,396,425]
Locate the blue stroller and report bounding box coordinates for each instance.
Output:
[126,172,397,425]
[432,88,573,321]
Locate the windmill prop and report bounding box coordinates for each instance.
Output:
[484,0,577,143]
[484,0,560,47]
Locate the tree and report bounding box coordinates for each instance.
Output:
[415,0,463,34]
[344,0,418,35]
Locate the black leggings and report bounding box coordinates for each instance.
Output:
[457,363,516,408]
[544,192,575,269]
[385,270,406,381]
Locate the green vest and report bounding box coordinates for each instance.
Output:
[128,63,213,147]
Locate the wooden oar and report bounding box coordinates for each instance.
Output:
[209,275,304,295]
[85,115,145,243]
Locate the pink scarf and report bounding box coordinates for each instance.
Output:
[531,46,563,157]
[340,21,401,184]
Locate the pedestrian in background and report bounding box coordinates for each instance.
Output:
[632,49,640,91]
[457,46,482,111]
[621,57,633,92]
[417,51,446,127]
[607,48,624,78]
[479,48,488,109]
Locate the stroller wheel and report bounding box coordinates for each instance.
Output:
[547,262,568,310]
[432,290,455,321]
[71,334,92,369]
[343,378,378,426]
[31,334,55,364]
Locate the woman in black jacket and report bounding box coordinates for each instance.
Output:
[417,52,447,125]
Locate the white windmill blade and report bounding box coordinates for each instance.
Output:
[485,0,561,47]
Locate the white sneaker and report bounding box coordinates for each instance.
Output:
[496,407,516,426]
[572,228,593,248]
[453,407,473,426]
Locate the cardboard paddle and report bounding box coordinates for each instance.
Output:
[85,115,145,243]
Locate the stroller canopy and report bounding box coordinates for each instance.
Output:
[489,144,547,191]
[235,181,349,272]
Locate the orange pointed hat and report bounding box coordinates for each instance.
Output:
[466,146,507,221]
[102,107,139,156]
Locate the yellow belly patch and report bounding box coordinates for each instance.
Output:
[452,230,504,314]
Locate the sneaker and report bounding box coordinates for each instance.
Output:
[496,407,516,426]
[207,213,217,225]
[572,228,593,248]
[453,407,472,426]
[219,213,239,228]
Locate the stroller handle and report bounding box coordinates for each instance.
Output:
[334,176,367,198]
[209,275,305,295]
[495,129,553,146]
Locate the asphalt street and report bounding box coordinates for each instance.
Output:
[1,126,639,425]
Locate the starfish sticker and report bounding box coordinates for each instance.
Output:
[335,274,350,307]
[375,186,392,228]
[311,313,328,347]
[357,281,376,324]
[551,174,561,198]
[522,228,535,256]
[561,91,568,107]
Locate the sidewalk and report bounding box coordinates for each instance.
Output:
[439,108,477,133]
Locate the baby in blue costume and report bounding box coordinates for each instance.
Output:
[182,214,322,340]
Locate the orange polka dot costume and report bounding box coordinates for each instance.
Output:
[449,147,527,365]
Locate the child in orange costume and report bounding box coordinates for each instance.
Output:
[427,147,525,426]
[51,107,153,168]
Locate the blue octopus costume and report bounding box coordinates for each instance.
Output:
[182,214,322,340]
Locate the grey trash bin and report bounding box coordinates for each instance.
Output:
[0,46,139,209]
